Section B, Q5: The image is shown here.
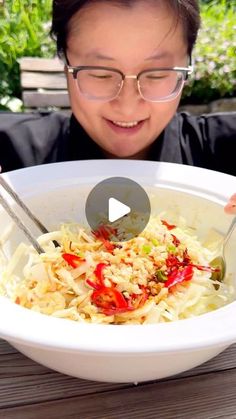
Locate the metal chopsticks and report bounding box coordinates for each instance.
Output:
[0,174,55,254]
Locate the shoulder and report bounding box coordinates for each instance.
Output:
[175,111,236,137]
[173,111,236,175]
[0,111,70,172]
[0,111,69,133]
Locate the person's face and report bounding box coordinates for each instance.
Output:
[66,1,189,158]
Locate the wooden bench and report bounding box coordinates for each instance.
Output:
[19,57,70,111]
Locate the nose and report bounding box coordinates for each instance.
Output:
[113,76,143,111]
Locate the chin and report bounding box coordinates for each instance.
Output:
[111,150,138,159]
[110,144,142,158]
[115,153,144,160]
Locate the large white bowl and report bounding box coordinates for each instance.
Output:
[0,160,235,383]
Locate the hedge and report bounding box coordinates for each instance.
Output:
[0,0,54,110]
[183,0,236,104]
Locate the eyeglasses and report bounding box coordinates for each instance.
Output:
[66,64,193,102]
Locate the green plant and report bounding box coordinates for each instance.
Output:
[182,0,236,104]
[0,0,55,110]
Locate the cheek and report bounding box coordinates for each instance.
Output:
[150,97,180,123]
[67,75,101,118]
[67,75,82,108]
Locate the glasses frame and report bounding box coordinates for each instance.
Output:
[66,61,193,103]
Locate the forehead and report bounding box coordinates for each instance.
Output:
[67,1,187,65]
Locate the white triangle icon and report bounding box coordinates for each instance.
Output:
[108,197,131,223]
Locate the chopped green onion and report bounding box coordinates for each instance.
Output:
[167,244,177,254]
[155,270,167,282]
[142,244,152,254]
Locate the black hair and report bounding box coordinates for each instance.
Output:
[51,0,200,57]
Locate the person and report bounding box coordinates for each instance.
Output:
[0,0,235,212]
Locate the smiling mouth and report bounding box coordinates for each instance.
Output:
[112,120,140,128]
[107,119,146,128]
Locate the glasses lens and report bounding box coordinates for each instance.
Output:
[76,68,122,100]
[139,70,184,101]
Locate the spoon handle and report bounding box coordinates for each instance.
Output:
[0,172,60,250]
[0,175,48,234]
[0,192,45,254]
[224,216,236,245]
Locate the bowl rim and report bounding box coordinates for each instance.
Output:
[0,160,235,353]
[0,296,236,353]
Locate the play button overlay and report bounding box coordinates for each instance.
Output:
[85,177,151,242]
[108,198,131,222]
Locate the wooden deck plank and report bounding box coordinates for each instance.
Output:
[0,339,236,411]
[0,372,130,409]
[1,368,236,419]
[0,340,16,355]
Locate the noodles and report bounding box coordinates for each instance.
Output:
[0,214,234,324]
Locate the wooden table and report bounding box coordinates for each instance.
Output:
[0,340,236,418]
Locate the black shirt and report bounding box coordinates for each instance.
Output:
[0,111,235,175]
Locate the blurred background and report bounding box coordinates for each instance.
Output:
[0,0,235,112]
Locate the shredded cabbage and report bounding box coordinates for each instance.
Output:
[0,214,234,324]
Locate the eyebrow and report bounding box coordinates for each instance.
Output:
[84,51,115,61]
[145,51,172,61]
[83,50,172,61]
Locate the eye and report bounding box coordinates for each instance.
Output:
[88,71,114,80]
[89,73,113,79]
[145,73,169,80]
